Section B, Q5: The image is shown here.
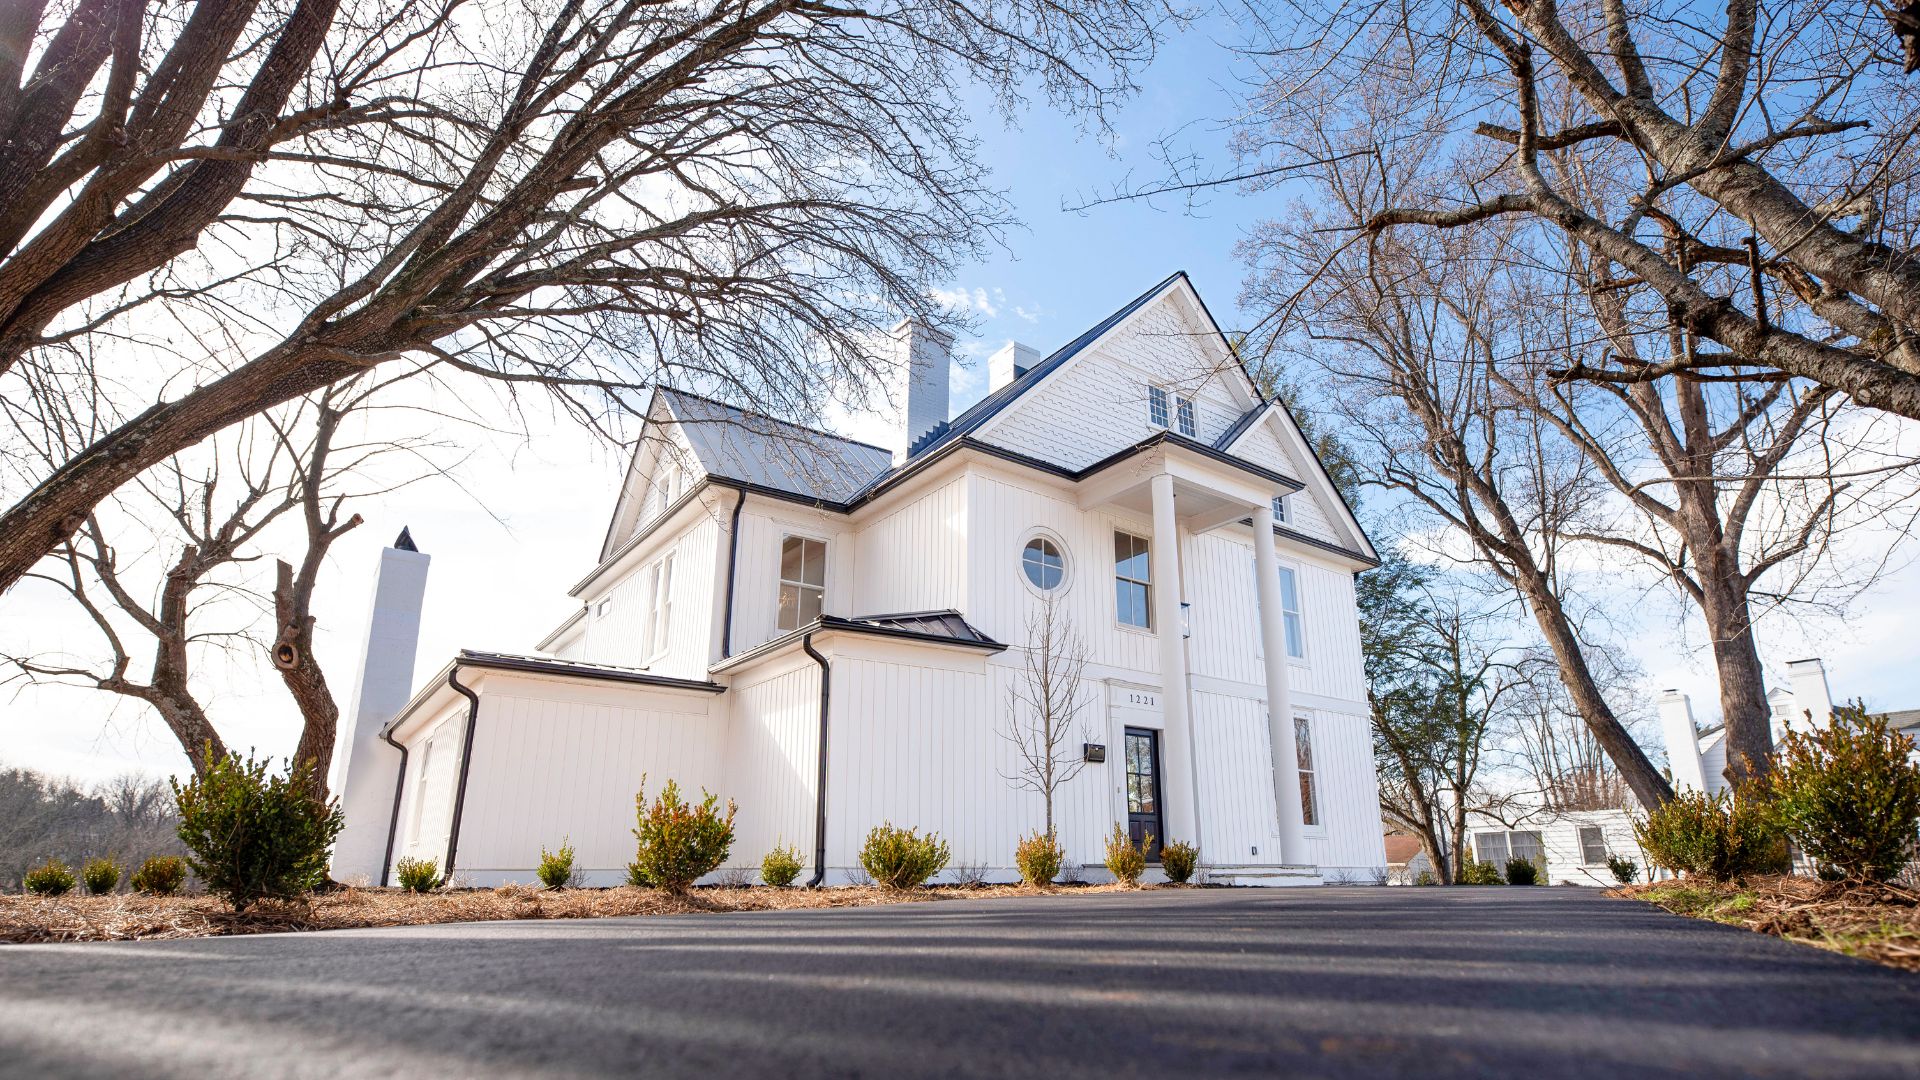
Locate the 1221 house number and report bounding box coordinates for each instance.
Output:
[1124,692,1157,707]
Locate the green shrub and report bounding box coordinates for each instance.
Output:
[627,776,736,893]
[395,856,440,893]
[1459,860,1504,885]
[23,859,75,896]
[859,823,951,890]
[171,751,344,912]
[82,857,122,895]
[1414,869,1437,886]
[1161,840,1199,884]
[1503,857,1540,886]
[1606,853,1639,885]
[1763,704,1920,883]
[130,855,187,896]
[1013,831,1064,886]
[761,842,804,887]
[1633,789,1787,883]
[1103,824,1149,887]
[537,840,575,890]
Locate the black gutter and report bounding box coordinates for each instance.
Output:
[711,615,1006,675]
[442,666,481,880]
[456,650,725,692]
[720,485,746,657]
[801,632,832,888]
[376,728,410,888]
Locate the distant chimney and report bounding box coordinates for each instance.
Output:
[988,341,1041,392]
[1784,658,1834,734]
[329,530,431,884]
[1657,689,1708,794]
[883,318,953,464]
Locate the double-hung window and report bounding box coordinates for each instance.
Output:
[1175,396,1196,437]
[1148,386,1170,429]
[1272,494,1289,523]
[1578,825,1609,866]
[778,536,827,632]
[653,462,682,519]
[1113,531,1152,629]
[1147,385,1198,437]
[1278,565,1305,659]
[641,552,674,660]
[1474,830,1545,868]
[1295,716,1319,826]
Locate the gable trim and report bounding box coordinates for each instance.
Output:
[1222,401,1378,563]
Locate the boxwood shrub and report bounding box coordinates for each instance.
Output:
[860,823,950,890]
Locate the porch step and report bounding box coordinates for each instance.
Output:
[1205,864,1322,887]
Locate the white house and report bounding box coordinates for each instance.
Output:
[329,273,1388,887]
[1463,810,1648,886]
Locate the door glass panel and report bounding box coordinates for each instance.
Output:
[1125,732,1157,814]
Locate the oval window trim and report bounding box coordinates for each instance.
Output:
[1020,531,1069,593]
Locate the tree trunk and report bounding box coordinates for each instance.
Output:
[1700,571,1774,788]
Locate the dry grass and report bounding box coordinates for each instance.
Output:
[0,880,1166,945]
[1612,874,1920,972]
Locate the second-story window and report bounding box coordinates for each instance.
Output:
[653,462,682,519]
[642,552,674,660]
[1176,396,1196,437]
[778,535,826,631]
[1278,565,1305,658]
[1113,530,1152,629]
[1148,385,1169,429]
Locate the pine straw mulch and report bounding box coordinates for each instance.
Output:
[0,881,1150,945]
[1609,874,1920,972]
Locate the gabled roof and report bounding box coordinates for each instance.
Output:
[658,387,891,503]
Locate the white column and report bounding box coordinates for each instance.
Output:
[330,542,431,883]
[1149,472,1199,846]
[1253,502,1309,866]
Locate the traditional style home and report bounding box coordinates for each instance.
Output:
[328,273,1387,887]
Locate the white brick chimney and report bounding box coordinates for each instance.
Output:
[988,340,1041,392]
[882,318,953,464]
[1657,689,1708,794]
[1784,657,1834,735]
[329,528,431,884]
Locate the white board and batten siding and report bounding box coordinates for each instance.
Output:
[1465,809,1648,887]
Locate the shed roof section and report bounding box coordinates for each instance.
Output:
[834,609,1001,648]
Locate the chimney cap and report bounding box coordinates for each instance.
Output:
[394,526,419,552]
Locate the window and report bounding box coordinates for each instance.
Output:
[777,535,826,631]
[1176,396,1196,437]
[1474,830,1545,868]
[1578,825,1609,866]
[1271,494,1289,523]
[1113,531,1152,629]
[1021,535,1066,591]
[641,552,675,660]
[1278,565,1305,659]
[1295,716,1319,826]
[408,740,434,837]
[653,462,682,518]
[1148,386,1169,429]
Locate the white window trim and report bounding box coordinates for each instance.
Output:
[1577,824,1609,866]
[1272,494,1290,523]
[1252,557,1310,665]
[1018,529,1071,595]
[1147,385,1170,430]
[777,532,829,633]
[1113,528,1153,632]
[1295,714,1324,832]
[641,551,675,663]
[1175,395,1197,438]
[407,738,435,840]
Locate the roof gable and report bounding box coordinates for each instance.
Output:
[1222,403,1377,561]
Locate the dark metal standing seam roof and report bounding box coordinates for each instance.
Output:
[836,609,1001,646]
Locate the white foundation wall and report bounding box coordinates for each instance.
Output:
[722,655,824,872]
[397,673,728,886]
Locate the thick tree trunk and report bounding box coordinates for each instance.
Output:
[1700,570,1774,788]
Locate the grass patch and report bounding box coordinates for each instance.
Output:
[1614,875,1920,972]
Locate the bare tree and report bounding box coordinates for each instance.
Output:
[1198,0,1920,419]
[1000,593,1093,840]
[1499,649,1644,812]
[4,375,449,794]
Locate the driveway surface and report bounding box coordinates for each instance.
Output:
[1,886,1916,1079]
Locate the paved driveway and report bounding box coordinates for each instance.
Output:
[1,886,1915,1079]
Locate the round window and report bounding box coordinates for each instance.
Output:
[1021,535,1066,591]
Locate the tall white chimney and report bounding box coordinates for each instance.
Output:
[988,341,1041,392]
[882,318,953,465]
[329,527,431,884]
[1784,657,1834,735]
[1657,689,1708,794]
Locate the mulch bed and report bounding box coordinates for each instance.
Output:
[0,881,1148,945]
[1611,874,1920,972]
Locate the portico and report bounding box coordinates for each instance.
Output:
[1075,437,1316,867]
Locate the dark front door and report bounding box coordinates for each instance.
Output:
[1124,727,1164,862]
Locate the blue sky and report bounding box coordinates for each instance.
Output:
[4,17,1916,785]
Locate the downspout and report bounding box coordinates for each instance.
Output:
[443,666,482,880]
[720,486,746,658]
[377,728,410,888]
[801,631,832,887]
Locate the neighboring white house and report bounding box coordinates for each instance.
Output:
[1462,810,1648,887]
[329,273,1388,887]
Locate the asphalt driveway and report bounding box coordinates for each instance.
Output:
[1,886,1915,1079]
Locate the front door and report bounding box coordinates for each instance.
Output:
[1124,727,1164,862]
